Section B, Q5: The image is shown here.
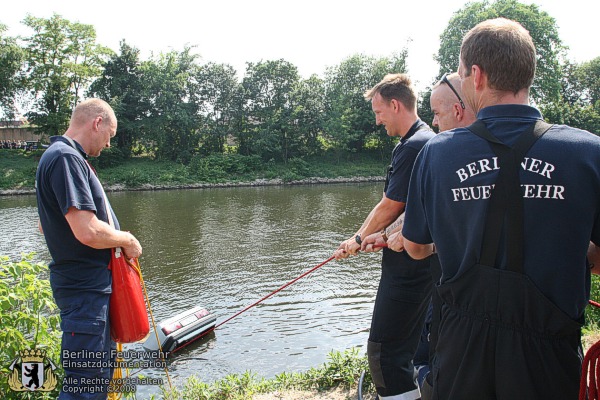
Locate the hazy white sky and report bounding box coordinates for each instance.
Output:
[2,0,598,92]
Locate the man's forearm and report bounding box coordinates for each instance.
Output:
[404,238,434,260]
[359,198,404,239]
[355,208,376,237]
[384,213,404,238]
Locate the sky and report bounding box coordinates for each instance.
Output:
[2,0,598,93]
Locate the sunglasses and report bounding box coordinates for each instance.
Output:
[440,73,466,109]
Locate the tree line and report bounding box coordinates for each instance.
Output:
[1,0,598,165]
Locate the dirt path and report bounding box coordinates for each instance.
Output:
[253,387,377,400]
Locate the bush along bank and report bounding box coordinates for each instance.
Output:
[0,254,373,399]
[0,150,387,196]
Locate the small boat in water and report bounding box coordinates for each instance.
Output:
[143,306,217,353]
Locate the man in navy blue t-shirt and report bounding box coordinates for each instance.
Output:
[403,18,600,399]
[333,74,435,400]
[36,98,142,400]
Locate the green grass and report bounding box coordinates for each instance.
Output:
[0,150,388,191]
[158,348,372,400]
[585,275,600,331]
[0,150,40,190]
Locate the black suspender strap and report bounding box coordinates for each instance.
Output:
[466,119,553,273]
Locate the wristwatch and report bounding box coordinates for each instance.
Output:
[381,229,388,242]
[355,234,362,245]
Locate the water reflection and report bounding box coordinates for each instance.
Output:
[0,183,385,393]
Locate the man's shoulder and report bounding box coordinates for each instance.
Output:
[423,129,466,147]
[38,141,85,171]
[547,123,600,141]
[404,126,435,149]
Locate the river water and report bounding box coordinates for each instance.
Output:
[0,183,386,395]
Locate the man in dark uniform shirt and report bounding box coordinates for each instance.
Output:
[36,98,142,399]
[334,73,435,400]
[403,18,600,399]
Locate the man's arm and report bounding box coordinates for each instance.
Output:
[361,212,405,253]
[334,194,404,259]
[589,242,600,276]
[384,213,405,238]
[404,237,435,260]
[360,194,405,238]
[65,207,142,258]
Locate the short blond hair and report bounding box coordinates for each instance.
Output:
[71,98,116,127]
[364,73,417,111]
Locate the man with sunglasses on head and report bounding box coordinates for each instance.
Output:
[430,72,475,132]
[333,73,435,400]
[402,18,600,399]
[412,71,476,399]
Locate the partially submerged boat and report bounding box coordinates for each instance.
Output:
[143,306,217,353]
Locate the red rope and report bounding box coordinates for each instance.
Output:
[170,255,331,352]
[171,244,388,353]
[580,300,600,400]
[214,254,335,330]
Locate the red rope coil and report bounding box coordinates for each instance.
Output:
[581,300,600,400]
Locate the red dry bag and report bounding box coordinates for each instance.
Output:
[109,247,150,343]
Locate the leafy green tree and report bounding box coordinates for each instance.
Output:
[141,47,202,163]
[547,57,600,134]
[238,59,300,162]
[323,54,373,157]
[323,52,409,159]
[576,57,600,106]
[558,60,587,106]
[87,40,148,158]
[195,62,240,154]
[290,74,326,156]
[435,0,565,104]
[0,24,24,121]
[541,102,600,135]
[417,90,435,133]
[22,13,112,138]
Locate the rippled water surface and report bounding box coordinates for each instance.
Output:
[0,183,386,394]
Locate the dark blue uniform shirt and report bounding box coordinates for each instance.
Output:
[403,104,600,320]
[384,119,434,203]
[36,136,118,295]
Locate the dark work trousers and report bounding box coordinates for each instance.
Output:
[433,264,583,400]
[368,248,433,399]
[414,255,442,400]
[54,290,115,400]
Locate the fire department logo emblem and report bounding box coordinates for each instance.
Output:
[7,349,58,392]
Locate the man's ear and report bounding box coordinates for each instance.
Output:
[472,65,486,91]
[92,116,103,132]
[392,99,403,114]
[453,102,464,121]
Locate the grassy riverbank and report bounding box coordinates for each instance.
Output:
[159,348,375,400]
[0,149,388,194]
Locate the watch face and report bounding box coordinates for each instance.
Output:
[355,235,362,245]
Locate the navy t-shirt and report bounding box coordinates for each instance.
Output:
[36,136,119,295]
[385,119,435,203]
[403,104,600,320]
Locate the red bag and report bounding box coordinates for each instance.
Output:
[109,247,150,343]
